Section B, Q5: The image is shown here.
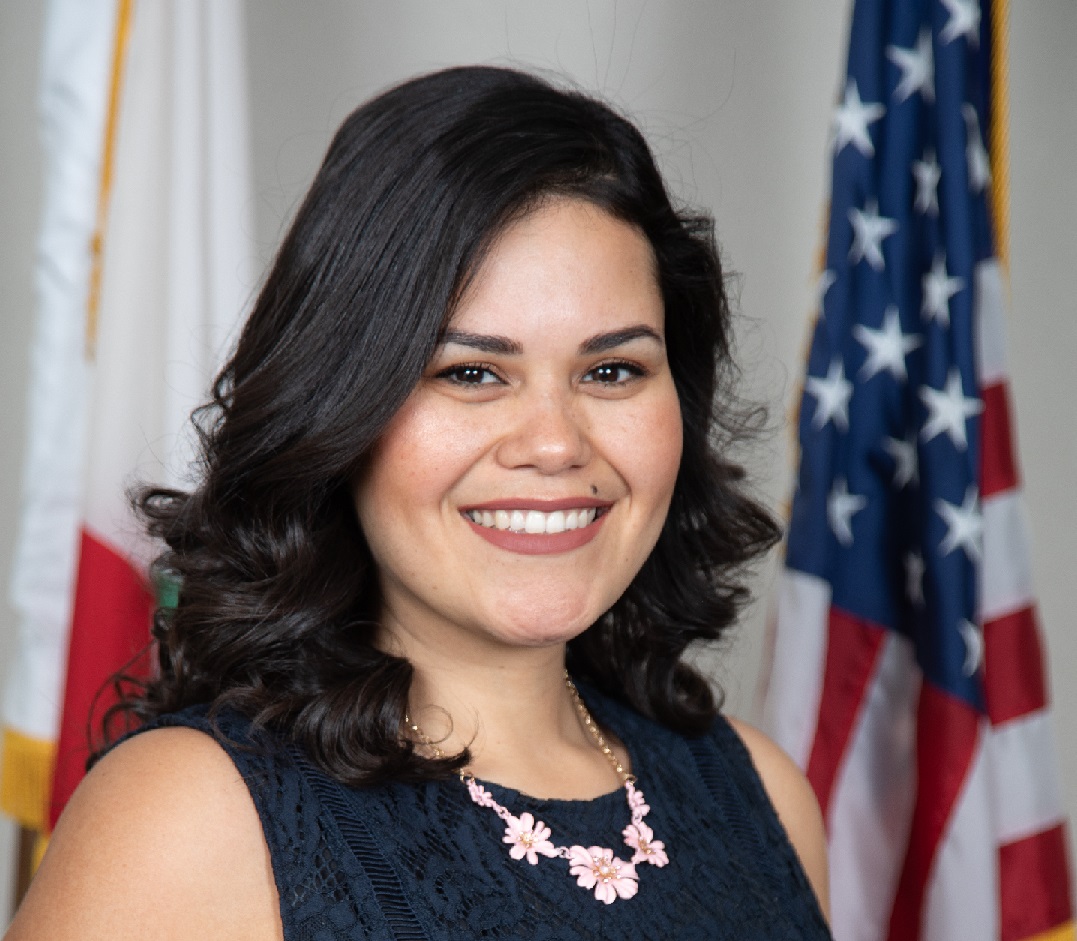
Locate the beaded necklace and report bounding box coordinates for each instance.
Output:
[406,674,669,904]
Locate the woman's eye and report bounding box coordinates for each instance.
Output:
[583,362,644,385]
[436,364,501,385]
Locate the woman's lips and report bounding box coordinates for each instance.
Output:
[460,500,611,555]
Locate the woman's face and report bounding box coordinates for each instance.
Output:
[354,198,682,659]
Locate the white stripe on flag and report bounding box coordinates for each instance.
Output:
[827,632,919,941]
[922,727,999,941]
[990,710,1067,844]
[763,569,830,767]
[982,490,1035,621]
[974,259,1007,386]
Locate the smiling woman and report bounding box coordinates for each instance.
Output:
[6,66,832,940]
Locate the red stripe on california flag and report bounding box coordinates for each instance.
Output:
[805,608,886,823]
[887,685,981,941]
[49,529,153,828]
[999,824,1075,941]
[983,605,1047,726]
[980,382,1018,499]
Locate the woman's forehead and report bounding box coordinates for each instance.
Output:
[444,199,663,339]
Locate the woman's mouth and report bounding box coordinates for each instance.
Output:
[459,501,611,555]
[462,506,603,535]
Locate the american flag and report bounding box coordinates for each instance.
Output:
[762,1,1075,939]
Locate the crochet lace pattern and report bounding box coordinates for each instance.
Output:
[143,687,832,940]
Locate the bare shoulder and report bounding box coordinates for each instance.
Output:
[6,726,282,941]
[726,717,831,921]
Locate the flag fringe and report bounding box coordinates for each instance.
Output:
[989,0,1010,268]
[1021,922,1076,941]
[0,727,55,831]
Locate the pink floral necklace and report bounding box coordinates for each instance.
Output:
[407,674,669,904]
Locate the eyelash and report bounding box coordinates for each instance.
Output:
[434,359,647,388]
[434,363,503,386]
[582,361,646,385]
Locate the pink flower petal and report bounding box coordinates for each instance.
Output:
[613,874,639,900]
[571,866,598,889]
[567,845,594,866]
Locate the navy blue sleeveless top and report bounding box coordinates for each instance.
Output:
[142,687,831,940]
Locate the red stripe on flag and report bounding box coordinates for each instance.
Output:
[983,605,1048,726]
[887,684,981,941]
[980,382,1019,498]
[1000,824,1075,941]
[49,528,153,828]
[805,608,886,823]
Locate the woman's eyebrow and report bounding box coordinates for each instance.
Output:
[439,324,663,356]
[579,325,664,355]
[439,331,522,354]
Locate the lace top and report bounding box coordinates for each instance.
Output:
[141,687,832,940]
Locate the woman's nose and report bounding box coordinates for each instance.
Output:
[495,389,592,474]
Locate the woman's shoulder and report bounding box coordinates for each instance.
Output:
[722,716,830,923]
[6,724,282,941]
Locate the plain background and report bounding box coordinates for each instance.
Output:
[1,0,1074,916]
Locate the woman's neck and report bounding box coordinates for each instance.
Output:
[392,634,629,800]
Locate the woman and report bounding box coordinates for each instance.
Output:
[8,66,830,939]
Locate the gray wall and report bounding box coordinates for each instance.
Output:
[1,0,1074,910]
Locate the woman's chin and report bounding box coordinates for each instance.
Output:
[482,598,603,650]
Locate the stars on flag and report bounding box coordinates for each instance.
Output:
[920,368,983,449]
[887,29,935,103]
[963,104,992,193]
[922,253,964,326]
[853,306,922,381]
[885,433,919,489]
[940,0,981,47]
[817,269,837,312]
[828,479,866,547]
[958,619,985,677]
[936,485,983,562]
[912,149,942,216]
[849,199,899,271]
[833,80,885,157]
[805,358,853,431]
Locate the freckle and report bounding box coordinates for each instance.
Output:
[590,485,598,496]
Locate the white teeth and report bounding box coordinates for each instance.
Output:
[467,506,600,534]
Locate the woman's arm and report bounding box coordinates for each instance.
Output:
[5,727,281,941]
[727,718,831,922]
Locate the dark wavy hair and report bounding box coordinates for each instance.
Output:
[118,65,780,785]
